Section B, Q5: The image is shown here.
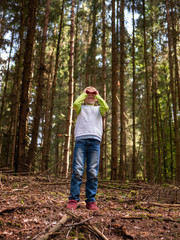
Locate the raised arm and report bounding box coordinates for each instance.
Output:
[95,94,109,116]
[73,92,87,115]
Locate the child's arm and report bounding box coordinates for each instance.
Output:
[95,94,109,116]
[73,92,87,115]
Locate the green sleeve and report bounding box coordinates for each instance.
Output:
[95,94,109,116]
[73,92,87,115]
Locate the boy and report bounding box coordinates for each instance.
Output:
[67,86,109,210]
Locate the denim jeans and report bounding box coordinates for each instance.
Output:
[69,139,100,203]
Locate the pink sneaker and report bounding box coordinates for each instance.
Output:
[67,200,78,210]
[86,202,99,211]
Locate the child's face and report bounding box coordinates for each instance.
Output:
[84,87,97,105]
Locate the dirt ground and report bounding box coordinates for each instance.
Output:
[0,175,180,240]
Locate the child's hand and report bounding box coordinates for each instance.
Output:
[83,86,98,95]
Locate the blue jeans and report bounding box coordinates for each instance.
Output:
[69,139,100,203]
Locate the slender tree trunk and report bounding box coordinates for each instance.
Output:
[151,0,161,182]
[155,78,162,182]
[151,4,156,180]
[100,0,107,180]
[26,0,51,171]
[63,0,75,178]
[111,0,118,180]
[41,54,53,171]
[166,0,180,182]
[10,0,25,170]
[70,1,80,175]
[143,0,152,181]
[170,0,180,110]
[132,0,136,180]
[119,0,126,181]
[42,0,65,171]
[16,0,39,172]
[168,92,173,180]
[91,0,97,86]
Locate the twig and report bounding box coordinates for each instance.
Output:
[140,201,180,208]
[65,216,93,227]
[35,214,70,240]
[66,210,109,240]
[0,205,51,215]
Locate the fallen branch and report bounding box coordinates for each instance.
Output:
[65,216,93,227]
[140,201,180,208]
[0,205,51,215]
[35,214,70,240]
[117,213,180,223]
[66,210,109,240]
[0,206,33,215]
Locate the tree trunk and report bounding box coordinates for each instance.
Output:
[143,0,152,181]
[111,0,118,180]
[16,0,39,172]
[69,1,80,176]
[10,0,25,170]
[170,0,180,110]
[99,0,107,180]
[132,0,137,180]
[42,0,65,171]
[26,0,51,171]
[41,54,53,171]
[119,0,126,181]
[63,0,75,178]
[166,0,180,183]
[151,0,161,183]
[91,0,97,86]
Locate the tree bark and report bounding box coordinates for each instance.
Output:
[111,0,118,180]
[143,0,152,181]
[63,0,75,177]
[41,0,65,171]
[41,54,53,171]
[26,0,51,171]
[132,0,137,180]
[90,0,97,86]
[16,0,39,172]
[170,0,180,110]
[166,0,180,183]
[119,0,126,181]
[100,0,107,180]
[10,0,25,170]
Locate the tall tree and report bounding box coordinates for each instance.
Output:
[166,0,180,182]
[26,0,52,171]
[41,0,65,171]
[100,0,107,179]
[41,53,53,171]
[10,0,25,169]
[63,0,75,177]
[131,0,137,179]
[142,0,152,181]
[119,0,126,181]
[111,0,118,180]
[170,0,180,110]
[16,0,39,172]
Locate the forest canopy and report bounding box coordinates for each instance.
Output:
[0,0,179,183]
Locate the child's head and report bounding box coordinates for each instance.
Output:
[84,86,98,105]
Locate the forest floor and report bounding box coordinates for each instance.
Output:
[0,174,180,240]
